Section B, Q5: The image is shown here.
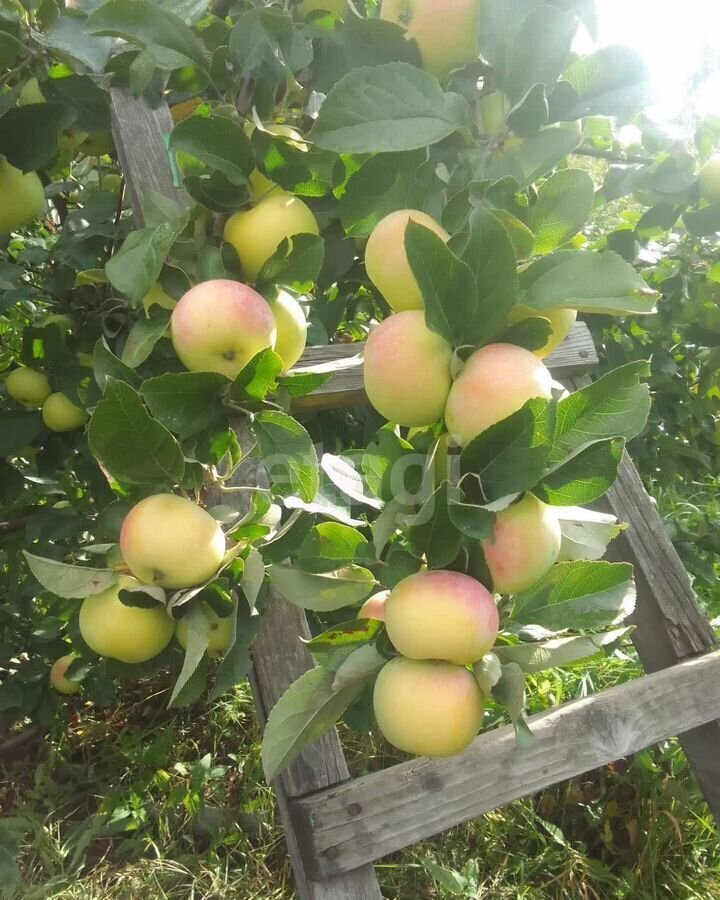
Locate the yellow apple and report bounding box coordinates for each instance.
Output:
[120,493,226,590]
[385,570,498,665]
[271,290,307,371]
[445,343,554,446]
[380,0,480,80]
[6,368,51,407]
[79,576,174,664]
[508,305,578,358]
[364,310,453,427]
[42,392,88,432]
[358,590,390,621]
[0,158,46,235]
[699,156,720,204]
[170,279,276,379]
[49,654,81,694]
[373,656,485,757]
[365,209,449,312]
[223,193,320,283]
[176,602,234,657]
[481,493,561,595]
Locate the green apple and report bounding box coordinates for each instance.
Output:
[271,290,307,371]
[0,157,46,235]
[6,368,51,407]
[171,279,276,379]
[176,602,234,657]
[42,392,88,432]
[699,156,720,204]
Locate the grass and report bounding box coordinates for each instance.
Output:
[3,641,719,900]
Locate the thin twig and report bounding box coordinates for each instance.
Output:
[571,145,654,166]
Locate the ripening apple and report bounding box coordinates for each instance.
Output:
[42,392,88,432]
[358,590,390,621]
[445,343,554,446]
[171,279,276,379]
[364,310,453,427]
[5,368,52,407]
[481,493,561,595]
[384,570,498,665]
[143,281,177,316]
[373,657,485,757]
[120,493,226,590]
[507,305,578,359]
[49,654,81,694]
[176,602,234,657]
[365,209,449,312]
[296,0,347,18]
[0,158,46,235]
[223,193,319,283]
[477,91,511,137]
[79,576,175,664]
[270,290,307,371]
[380,0,480,81]
[699,156,720,204]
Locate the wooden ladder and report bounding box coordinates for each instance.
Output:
[110,88,720,899]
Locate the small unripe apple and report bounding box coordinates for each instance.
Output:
[176,602,234,657]
[80,132,114,157]
[120,494,226,590]
[358,590,390,621]
[385,570,498,665]
[445,343,554,446]
[365,209,449,312]
[296,0,346,18]
[18,77,45,106]
[6,368,51,407]
[0,158,46,235]
[49,654,81,694]
[373,656,485,757]
[380,0,480,81]
[143,282,176,315]
[57,128,88,155]
[699,156,720,204]
[508,305,577,359]
[271,290,307,371]
[481,493,561,595]
[171,279,276,379]
[102,173,123,195]
[79,576,174,664]
[42,393,88,432]
[364,310,453,427]
[223,193,320,283]
[478,91,511,137]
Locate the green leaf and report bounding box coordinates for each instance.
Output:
[549,362,650,466]
[556,507,625,562]
[0,103,76,171]
[93,338,142,392]
[298,523,373,574]
[520,250,659,315]
[43,74,111,133]
[322,453,384,510]
[169,114,254,184]
[408,482,463,568]
[141,372,228,439]
[529,169,595,254]
[229,349,283,404]
[262,665,368,781]
[35,15,113,72]
[0,411,43,457]
[507,83,549,137]
[267,564,375,612]
[447,499,495,540]
[460,399,557,502]
[492,661,534,748]
[484,127,581,188]
[311,62,470,154]
[495,627,632,673]
[504,5,577,103]
[512,560,635,631]
[211,601,263,698]
[227,7,293,82]
[88,379,185,485]
[499,316,553,352]
[449,206,518,344]
[23,552,117,600]
[252,411,319,502]
[306,617,383,668]
[256,233,325,291]
[332,644,386,691]
[169,604,209,707]
[683,203,720,238]
[118,585,165,608]
[405,221,477,347]
[559,45,649,119]
[85,0,210,72]
[343,15,422,71]
[535,437,624,505]
[105,216,188,306]
[121,309,171,368]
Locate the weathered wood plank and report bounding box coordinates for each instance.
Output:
[293,321,598,410]
[291,649,720,878]
[111,89,382,900]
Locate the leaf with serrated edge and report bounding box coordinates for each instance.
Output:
[240,547,265,612]
[24,552,117,599]
[495,627,632,673]
[169,604,209,707]
[267,564,375,612]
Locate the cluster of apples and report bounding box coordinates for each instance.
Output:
[358,570,499,757]
[51,494,232,694]
[5,366,88,432]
